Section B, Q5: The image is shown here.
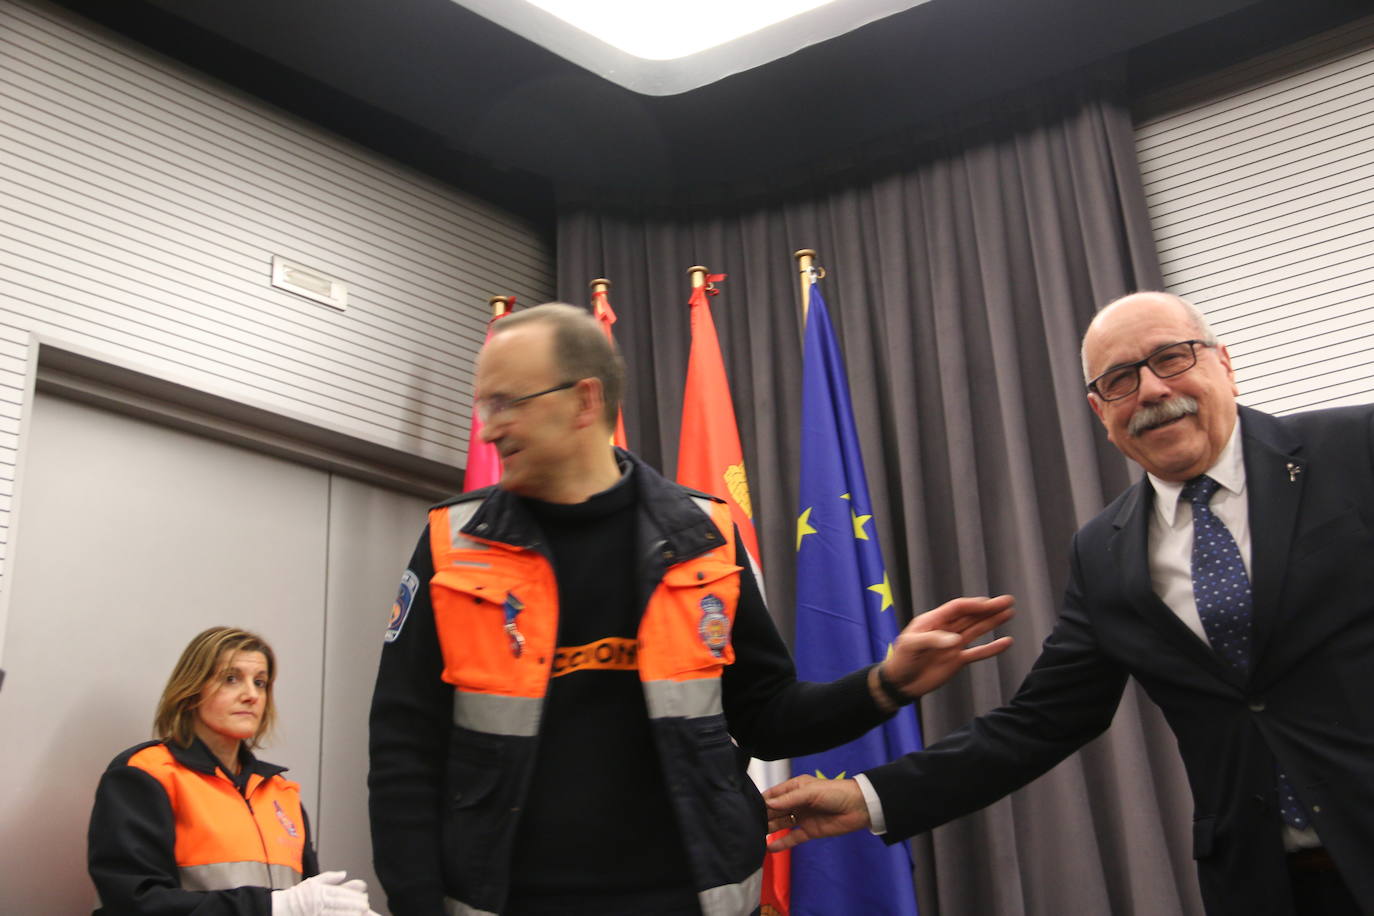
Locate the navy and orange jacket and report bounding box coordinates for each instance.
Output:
[369,449,892,916]
[88,737,318,916]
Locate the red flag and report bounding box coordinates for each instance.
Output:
[675,275,760,561]
[759,839,791,916]
[463,309,510,491]
[675,274,787,915]
[591,286,629,449]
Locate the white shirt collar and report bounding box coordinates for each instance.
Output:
[1149,414,1245,528]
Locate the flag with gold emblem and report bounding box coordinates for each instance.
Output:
[675,274,761,562]
[674,273,789,914]
[791,281,920,915]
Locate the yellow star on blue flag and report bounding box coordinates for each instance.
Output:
[797,506,817,551]
[868,572,894,612]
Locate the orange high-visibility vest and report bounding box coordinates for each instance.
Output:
[127,743,308,891]
[428,496,741,727]
[425,494,764,916]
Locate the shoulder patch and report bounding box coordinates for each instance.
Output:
[273,799,300,838]
[385,569,420,643]
[698,594,731,657]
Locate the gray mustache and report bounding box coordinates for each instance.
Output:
[1128,396,1198,436]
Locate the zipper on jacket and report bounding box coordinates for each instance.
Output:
[239,777,277,889]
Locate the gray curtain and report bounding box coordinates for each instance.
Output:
[555,71,1205,916]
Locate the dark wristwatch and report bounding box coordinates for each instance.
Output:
[875,663,915,707]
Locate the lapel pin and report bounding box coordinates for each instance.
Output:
[1286,462,1302,483]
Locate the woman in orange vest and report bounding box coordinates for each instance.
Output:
[87,626,377,916]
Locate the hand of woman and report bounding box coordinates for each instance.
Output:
[271,871,376,916]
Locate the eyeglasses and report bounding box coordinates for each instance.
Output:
[1086,339,1213,401]
[476,381,576,423]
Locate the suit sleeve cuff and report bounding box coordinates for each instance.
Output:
[855,772,887,835]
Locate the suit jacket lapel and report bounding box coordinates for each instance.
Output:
[1238,406,1304,670]
[1110,477,1233,678]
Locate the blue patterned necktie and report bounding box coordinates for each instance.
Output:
[1182,474,1309,830]
[1181,475,1252,671]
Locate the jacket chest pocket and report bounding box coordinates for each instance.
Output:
[640,559,741,679]
[430,564,556,696]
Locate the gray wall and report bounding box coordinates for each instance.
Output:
[1135,14,1374,414]
[0,0,554,614]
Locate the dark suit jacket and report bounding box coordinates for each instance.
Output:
[865,404,1374,915]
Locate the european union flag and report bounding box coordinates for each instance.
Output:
[792,282,921,915]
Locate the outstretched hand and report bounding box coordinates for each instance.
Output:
[763,775,870,851]
[883,594,1015,699]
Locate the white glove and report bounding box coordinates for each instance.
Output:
[271,871,375,916]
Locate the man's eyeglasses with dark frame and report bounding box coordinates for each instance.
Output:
[1086,339,1215,402]
[476,381,577,423]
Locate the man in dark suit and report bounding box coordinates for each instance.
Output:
[764,292,1372,915]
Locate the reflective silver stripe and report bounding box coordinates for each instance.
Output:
[445,501,485,549]
[687,494,716,517]
[738,529,766,610]
[698,867,764,916]
[643,677,723,720]
[453,689,543,736]
[444,897,499,916]
[687,492,763,602]
[179,861,301,891]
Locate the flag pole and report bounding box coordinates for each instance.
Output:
[463,294,514,492]
[589,278,610,313]
[588,278,629,448]
[793,249,820,322]
[687,264,708,291]
[488,294,513,319]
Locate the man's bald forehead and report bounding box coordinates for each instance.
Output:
[1081,292,1214,382]
[1088,292,1192,335]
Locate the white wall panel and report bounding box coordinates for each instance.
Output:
[0,393,431,914]
[0,0,555,605]
[0,394,331,915]
[318,476,433,911]
[1135,15,1374,413]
